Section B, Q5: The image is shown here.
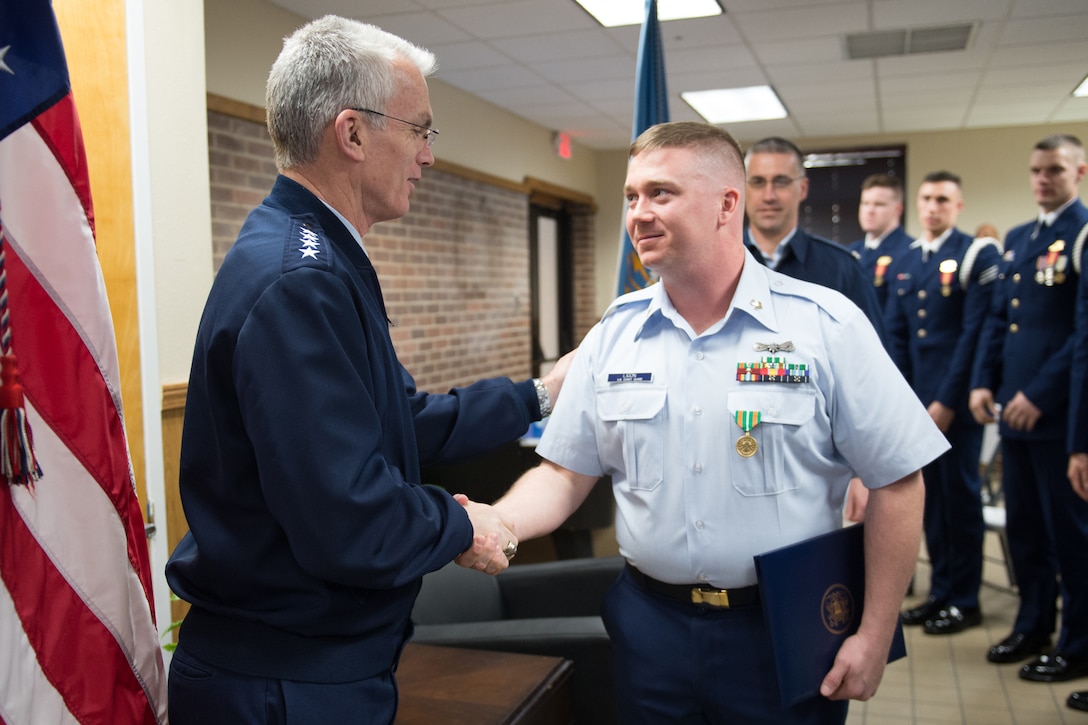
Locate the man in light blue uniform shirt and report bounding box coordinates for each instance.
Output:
[494,122,949,724]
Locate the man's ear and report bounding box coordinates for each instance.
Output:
[335,109,367,160]
[720,186,741,221]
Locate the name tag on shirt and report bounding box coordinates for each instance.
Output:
[607,372,653,383]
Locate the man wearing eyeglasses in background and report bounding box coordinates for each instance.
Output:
[743,137,885,339]
[165,16,569,724]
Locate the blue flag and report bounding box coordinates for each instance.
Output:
[615,0,669,297]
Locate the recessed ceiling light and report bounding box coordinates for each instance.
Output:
[681,86,788,124]
[574,0,723,28]
[1074,74,1088,97]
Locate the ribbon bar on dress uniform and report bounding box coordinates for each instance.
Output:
[736,357,810,383]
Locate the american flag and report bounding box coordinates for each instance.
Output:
[0,1,167,722]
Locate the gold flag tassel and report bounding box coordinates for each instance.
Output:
[0,225,43,487]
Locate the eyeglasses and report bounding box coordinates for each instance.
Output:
[746,175,803,190]
[353,108,439,147]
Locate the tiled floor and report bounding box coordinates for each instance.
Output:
[847,534,1086,724]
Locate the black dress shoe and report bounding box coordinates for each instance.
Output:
[1020,653,1088,682]
[923,606,982,635]
[988,632,1053,664]
[1068,691,1088,712]
[901,597,944,626]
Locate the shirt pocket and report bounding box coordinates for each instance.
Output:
[596,384,666,491]
[727,389,816,496]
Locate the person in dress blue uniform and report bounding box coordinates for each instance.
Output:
[743,137,885,342]
[890,171,1000,636]
[165,17,567,724]
[970,134,1088,684]
[492,122,949,724]
[847,174,914,312]
[1069,243,1088,712]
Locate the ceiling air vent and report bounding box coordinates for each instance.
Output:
[846,24,973,60]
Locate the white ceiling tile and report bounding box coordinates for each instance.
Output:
[438,0,597,39]
[873,0,1012,27]
[734,3,869,42]
[534,54,633,84]
[882,109,970,132]
[439,64,548,92]
[878,71,982,94]
[428,41,514,71]
[757,36,848,65]
[988,41,1088,68]
[999,15,1088,45]
[489,30,626,62]
[359,11,473,46]
[1010,0,1088,18]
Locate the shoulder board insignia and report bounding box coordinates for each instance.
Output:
[283,216,330,271]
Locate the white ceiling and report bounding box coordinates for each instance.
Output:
[265,0,1088,150]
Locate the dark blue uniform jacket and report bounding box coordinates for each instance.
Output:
[885,228,1001,414]
[167,176,540,683]
[973,199,1088,442]
[746,227,886,341]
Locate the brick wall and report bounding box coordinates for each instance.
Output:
[206,109,597,392]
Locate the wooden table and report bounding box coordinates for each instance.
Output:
[395,643,573,725]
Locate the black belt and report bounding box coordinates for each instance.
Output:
[625,563,760,609]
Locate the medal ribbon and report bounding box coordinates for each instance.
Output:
[735,410,762,433]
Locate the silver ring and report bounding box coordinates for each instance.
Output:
[503,541,518,559]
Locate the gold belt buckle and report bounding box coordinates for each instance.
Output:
[691,587,730,607]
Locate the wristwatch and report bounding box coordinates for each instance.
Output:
[533,378,552,417]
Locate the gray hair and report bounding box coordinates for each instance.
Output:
[266,15,437,170]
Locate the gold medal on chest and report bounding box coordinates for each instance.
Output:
[734,411,761,458]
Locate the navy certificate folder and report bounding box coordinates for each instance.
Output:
[753,523,906,708]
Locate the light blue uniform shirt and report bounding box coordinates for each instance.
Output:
[537,250,949,588]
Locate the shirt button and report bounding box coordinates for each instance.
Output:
[917,309,927,319]
[698,573,708,582]
[693,406,703,416]
[695,520,705,530]
[1012,273,1022,283]
[693,463,703,474]
[1011,298,1020,309]
[917,290,927,300]
[1009,323,1020,333]
[917,329,927,338]
[695,352,705,361]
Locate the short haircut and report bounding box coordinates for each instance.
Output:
[266,15,437,170]
[921,170,962,187]
[745,136,806,176]
[631,121,745,178]
[1035,134,1084,153]
[861,173,904,199]
[1035,134,1086,165]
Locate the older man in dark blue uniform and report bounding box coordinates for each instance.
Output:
[165,17,567,724]
[848,173,914,312]
[743,137,885,339]
[970,134,1088,683]
[890,171,1000,636]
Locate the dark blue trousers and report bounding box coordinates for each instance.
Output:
[921,421,984,609]
[602,567,848,724]
[168,642,397,725]
[1003,437,1088,656]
